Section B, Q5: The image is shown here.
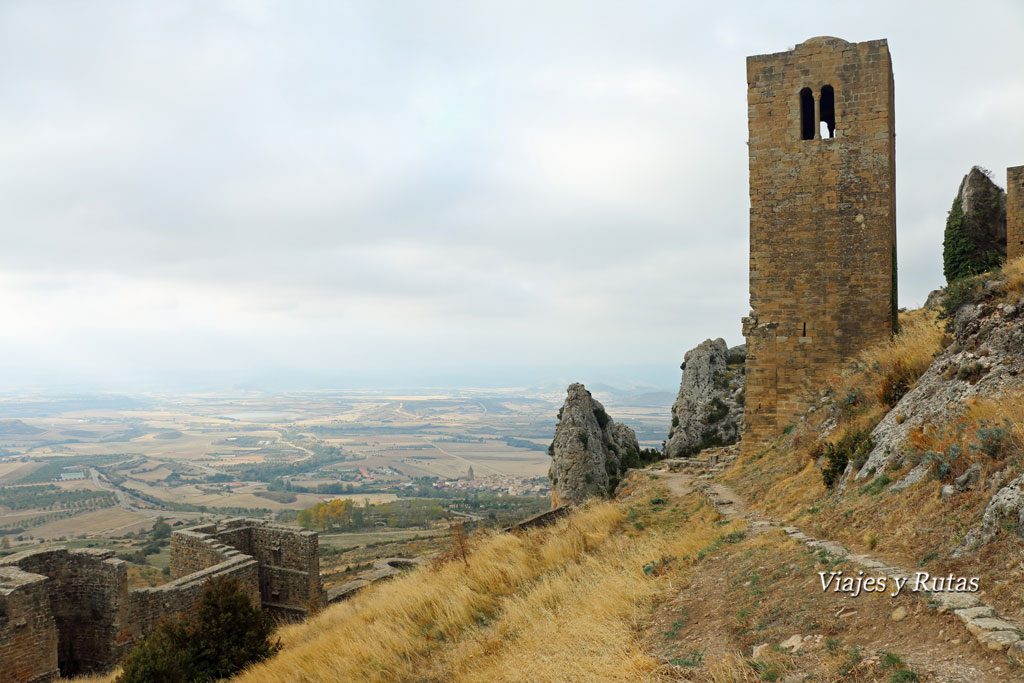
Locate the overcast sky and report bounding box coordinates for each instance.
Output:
[1,1,1022,392]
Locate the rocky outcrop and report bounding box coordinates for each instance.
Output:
[943,166,1007,282]
[663,339,745,459]
[857,281,1024,481]
[547,383,639,505]
[849,274,1024,556]
[954,473,1024,556]
[924,288,946,311]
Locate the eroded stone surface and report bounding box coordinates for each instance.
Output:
[858,279,1024,487]
[663,339,744,459]
[548,383,638,505]
[954,473,1024,556]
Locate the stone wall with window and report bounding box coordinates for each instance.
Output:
[743,37,897,448]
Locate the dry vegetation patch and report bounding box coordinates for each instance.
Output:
[642,529,1011,681]
[724,298,1024,624]
[225,474,741,682]
[725,309,947,521]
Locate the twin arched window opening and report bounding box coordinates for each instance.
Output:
[800,85,835,140]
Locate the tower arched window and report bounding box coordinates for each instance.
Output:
[799,87,814,140]
[820,85,835,138]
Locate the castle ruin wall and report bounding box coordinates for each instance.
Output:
[0,519,320,682]
[129,536,259,637]
[0,566,58,683]
[0,548,132,678]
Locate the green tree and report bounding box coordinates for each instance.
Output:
[943,195,1002,283]
[117,575,280,683]
[151,517,172,540]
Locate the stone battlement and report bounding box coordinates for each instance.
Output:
[0,519,320,682]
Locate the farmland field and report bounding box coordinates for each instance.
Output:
[0,387,672,566]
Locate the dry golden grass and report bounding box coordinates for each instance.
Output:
[967,393,1024,446]
[999,254,1024,302]
[56,481,743,683]
[231,479,740,682]
[724,300,1024,618]
[726,308,947,521]
[859,308,945,378]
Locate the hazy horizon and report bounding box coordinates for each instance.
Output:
[0,363,684,395]
[2,1,1022,393]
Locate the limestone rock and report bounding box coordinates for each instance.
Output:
[960,167,1007,244]
[857,281,1024,483]
[940,485,956,502]
[954,463,981,492]
[779,634,804,651]
[924,288,946,311]
[663,339,745,459]
[944,166,1007,282]
[752,643,769,659]
[954,473,1024,556]
[890,606,908,622]
[548,383,638,506]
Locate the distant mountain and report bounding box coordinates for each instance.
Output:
[0,419,44,435]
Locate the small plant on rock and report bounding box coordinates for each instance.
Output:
[939,273,985,319]
[703,397,729,425]
[822,428,875,488]
[956,361,987,384]
[971,420,1015,458]
[924,444,962,482]
[879,359,914,407]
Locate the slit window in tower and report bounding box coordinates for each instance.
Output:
[800,87,814,140]
[820,85,835,138]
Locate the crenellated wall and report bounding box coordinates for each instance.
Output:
[0,519,320,682]
[129,545,259,637]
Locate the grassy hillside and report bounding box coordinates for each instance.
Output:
[727,257,1024,620]
[230,476,739,682]
[66,259,1024,682]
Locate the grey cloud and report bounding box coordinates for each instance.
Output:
[0,0,1021,389]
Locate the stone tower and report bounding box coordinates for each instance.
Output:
[742,37,897,448]
[1008,166,1024,262]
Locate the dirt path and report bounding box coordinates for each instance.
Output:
[658,470,770,536]
[646,469,1022,681]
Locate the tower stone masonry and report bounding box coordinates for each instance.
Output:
[742,37,897,448]
[1008,165,1024,262]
